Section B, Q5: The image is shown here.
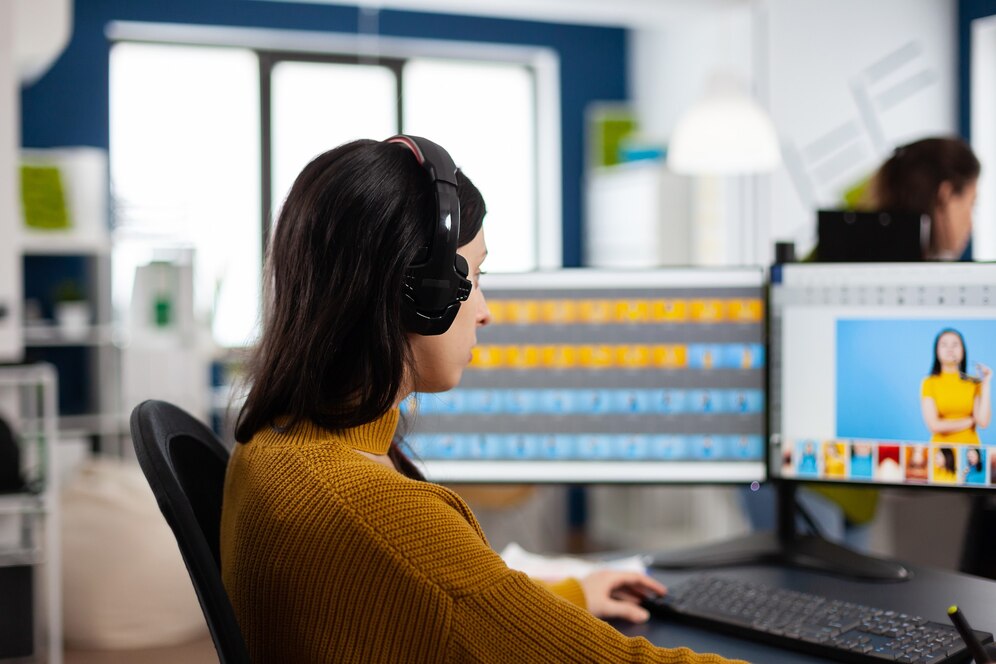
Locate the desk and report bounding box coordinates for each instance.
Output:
[614,564,996,663]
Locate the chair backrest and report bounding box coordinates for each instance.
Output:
[130,400,250,664]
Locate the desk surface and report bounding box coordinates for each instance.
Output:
[614,563,996,663]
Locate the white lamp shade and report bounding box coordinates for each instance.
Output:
[668,73,781,175]
[14,0,72,85]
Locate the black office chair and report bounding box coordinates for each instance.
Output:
[130,399,251,664]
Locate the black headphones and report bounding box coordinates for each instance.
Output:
[386,135,472,336]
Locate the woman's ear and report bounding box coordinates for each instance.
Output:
[937,180,954,206]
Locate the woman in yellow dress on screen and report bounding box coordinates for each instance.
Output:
[921,328,992,444]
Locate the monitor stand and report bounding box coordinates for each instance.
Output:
[645,483,912,582]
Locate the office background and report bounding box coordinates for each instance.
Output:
[2,0,996,661]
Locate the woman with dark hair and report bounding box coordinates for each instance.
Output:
[921,328,992,444]
[220,137,740,663]
[861,136,981,259]
[932,447,957,483]
[963,446,985,484]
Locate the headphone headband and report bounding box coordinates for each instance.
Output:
[386,135,471,336]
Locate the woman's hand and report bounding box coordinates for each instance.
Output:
[978,363,992,384]
[579,570,667,623]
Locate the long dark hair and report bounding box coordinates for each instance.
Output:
[235,139,486,479]
[865,137,980,256]
[867,137,980,215]
[938,447,956,473]
[967,447,983,473]
[930,328,968,376]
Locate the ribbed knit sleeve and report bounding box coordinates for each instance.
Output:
[537,577,587,609]
[221,421,748,664]
[449,572,738,664]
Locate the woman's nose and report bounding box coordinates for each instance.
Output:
[478,295,492,327]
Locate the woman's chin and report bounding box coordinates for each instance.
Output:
[418,371,465,394]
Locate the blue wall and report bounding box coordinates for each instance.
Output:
[958,0,996,139]
[20,0,629,267]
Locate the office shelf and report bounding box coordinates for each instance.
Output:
[23,324,117,348]
[0,364,62,664]
[20,232,110,257]
[0,548,44,568]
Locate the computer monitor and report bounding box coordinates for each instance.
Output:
[404,268,767,484]
[817,210,928,262]
[644,262,995,580]
[771,262,996,491]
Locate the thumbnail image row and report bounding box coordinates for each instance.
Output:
[487,297,763,325]
[408,388,765,416]
[469,343,765,370]
[783,439,995,485]
[408,433,765,461]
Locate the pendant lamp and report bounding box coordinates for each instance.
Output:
[668,71,781,175]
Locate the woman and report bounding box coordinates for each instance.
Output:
[963,447,985,484]
[921,329,992,444]
[931,447,957,484]
[860,136,980,260]
[220,136,741,663]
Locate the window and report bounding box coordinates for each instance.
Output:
[109,27,559,348]
[270,60,398,217]
[109,43,260,348]
[403,59,537,271]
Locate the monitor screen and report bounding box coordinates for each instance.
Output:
[405,268,767,483]
[772,263,996,489]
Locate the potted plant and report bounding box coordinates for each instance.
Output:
[53,280,90,341]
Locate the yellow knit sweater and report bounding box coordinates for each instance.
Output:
[220,409,745,663]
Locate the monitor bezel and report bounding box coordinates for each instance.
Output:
[769,262,996,494]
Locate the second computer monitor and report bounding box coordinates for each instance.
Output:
[772,263,996,490]
[405,268,767,484]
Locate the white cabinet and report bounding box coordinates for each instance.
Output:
[584,161,693,268]
[0,364,61,663]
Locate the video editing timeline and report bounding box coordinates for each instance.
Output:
[406,269,767,483]
[773,263,996,490]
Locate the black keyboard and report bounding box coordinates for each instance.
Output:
[642,575,993,663]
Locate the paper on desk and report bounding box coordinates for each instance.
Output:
[499,542,647,582]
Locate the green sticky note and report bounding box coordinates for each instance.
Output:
[20,164,71,230]
[588,106,638,169]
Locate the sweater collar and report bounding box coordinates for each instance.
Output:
[339,409,399,455]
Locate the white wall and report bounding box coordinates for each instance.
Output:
[972,15,996,260]
[628,0,957,264]
[765,0,957,254]
[629,7,761,266]
[630,8,754,147]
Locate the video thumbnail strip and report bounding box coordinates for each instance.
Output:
[487,297,763,325]
[408,432,765,462]
[469,343,765,370]
[782,437,995,486]
[406,387,764,416]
